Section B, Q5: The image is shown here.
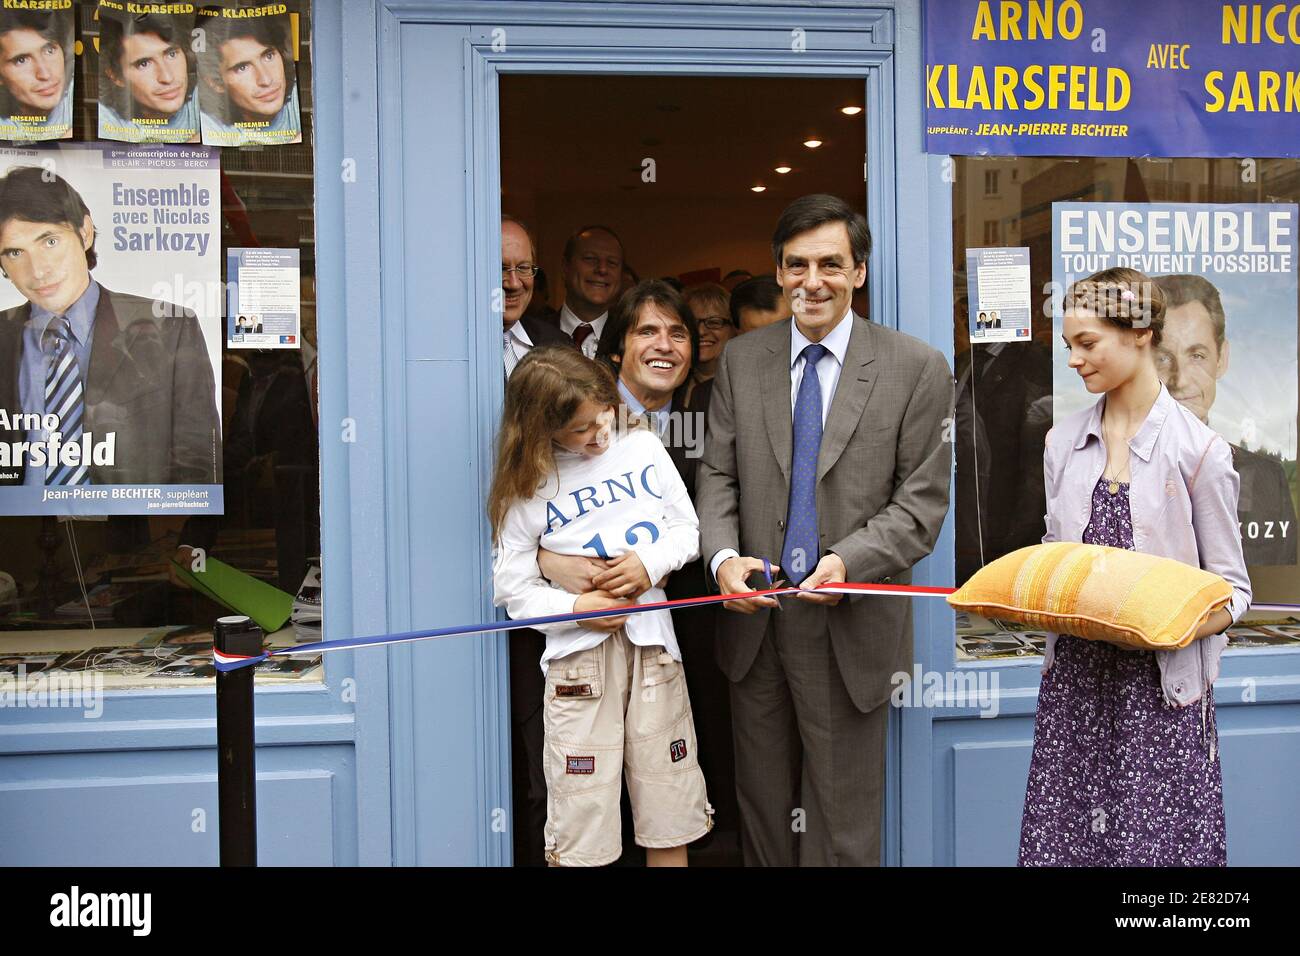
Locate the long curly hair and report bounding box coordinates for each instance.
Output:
[488,345,620,542]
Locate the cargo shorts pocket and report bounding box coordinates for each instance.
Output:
[543,645,607,748]
[630,648,686,737]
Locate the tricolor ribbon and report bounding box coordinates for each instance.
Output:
[213,578,957,672]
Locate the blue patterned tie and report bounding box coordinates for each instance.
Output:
[781,343,829,584]
[43,315,89,486]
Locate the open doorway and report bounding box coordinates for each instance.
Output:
[500,73,868,867]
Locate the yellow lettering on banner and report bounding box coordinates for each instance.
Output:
[1068,64,1085,109]
[1229,71,1255,110]
[1000,1,1023,40]
[927,64,945,107]
[1110,67,1131,109]
[1223,3,1300,43]
[1023,64,1045,109]
[994,65,1020,108]
[1059,0,1083,39]
[1205,70,1225,111]
[1205,69,1300,110]
[1265,4,1284,40]
[968,65,992,108]
[948,65,967,108]
[927,63,1128,112]
[1260,70,1282,110]
[1028,1,1051,38]
[972,0,996,39]
[1223,5,1247,42]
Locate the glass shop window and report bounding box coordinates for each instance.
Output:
[953,156,1300,662]
[0,2,321,687]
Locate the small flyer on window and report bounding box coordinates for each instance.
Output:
[226,247,300,348]
[965,247,1031,343]
[0,0,74,142]
[96,2,202,145]
[196,3,302,147]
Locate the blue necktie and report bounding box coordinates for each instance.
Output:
[781,343,829,584]
[43,316,89,486]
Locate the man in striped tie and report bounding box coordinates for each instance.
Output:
[0,165,220,489]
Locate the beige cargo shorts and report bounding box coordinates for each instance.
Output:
[542,629,713,867]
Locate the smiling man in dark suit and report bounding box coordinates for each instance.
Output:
[0,165,220,488]
[696,194,952,866]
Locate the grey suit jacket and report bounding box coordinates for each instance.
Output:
[696,312,953,711]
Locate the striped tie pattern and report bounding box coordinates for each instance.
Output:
[43,315,89,486]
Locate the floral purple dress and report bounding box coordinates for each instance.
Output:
[1018,477,1227,866]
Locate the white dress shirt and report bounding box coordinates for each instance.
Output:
[710,309,855,583]
[559,303,608,359]
[503,320,534,377]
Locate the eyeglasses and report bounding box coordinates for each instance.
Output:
[699,317,734,332]
[502,263,538,278]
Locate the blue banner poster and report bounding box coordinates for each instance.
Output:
[0,143,223,516]
[926,0,1300,157]
[1051,201,1299,565]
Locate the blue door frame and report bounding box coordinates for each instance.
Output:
[313,0,951,866]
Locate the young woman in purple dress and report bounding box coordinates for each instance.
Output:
[1018,268,1252,866]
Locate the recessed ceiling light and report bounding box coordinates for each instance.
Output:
[751,185,767,193]
[803,139,822,149]
[774,165,792,174]
[841,106,862,115]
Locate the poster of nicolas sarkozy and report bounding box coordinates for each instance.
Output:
[0,142,223,516]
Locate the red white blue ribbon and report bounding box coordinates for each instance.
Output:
[212,579,957,672]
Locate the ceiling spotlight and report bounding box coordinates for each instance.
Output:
[751,185,767,193]
[774,165,792,174]
[841,106,862,115]
[803,139,822,149]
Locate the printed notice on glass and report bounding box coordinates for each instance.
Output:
[965,247,1031,343]
[226,248,300,349]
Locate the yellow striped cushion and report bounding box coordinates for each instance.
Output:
[947,542,1232,651]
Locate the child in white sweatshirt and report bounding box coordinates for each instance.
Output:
[490,346,712,867]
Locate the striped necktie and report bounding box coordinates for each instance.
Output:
[43,315,89,486]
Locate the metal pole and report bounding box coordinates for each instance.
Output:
[215,614,263,867]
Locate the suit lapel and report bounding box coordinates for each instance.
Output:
[0,304,29,410]
[84,288,127,405]
[818,313,877,482]
[761,332,793,482]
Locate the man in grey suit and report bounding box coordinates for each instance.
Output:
[696,194,952,866]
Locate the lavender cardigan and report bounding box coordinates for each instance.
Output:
[1041,383,1252,708]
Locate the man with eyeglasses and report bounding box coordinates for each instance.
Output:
[558,225,624,359]
[502,215,572,378]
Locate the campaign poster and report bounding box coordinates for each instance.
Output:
[0,142,224,516]
[226,247,300,348]
[196,3,302,147]
[0,0,74,143]
[1052,201,1300,565]
[925,0,1300,158]
[965,246,1032,343]
[96,2,201,145]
